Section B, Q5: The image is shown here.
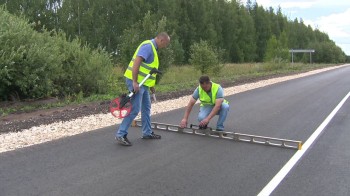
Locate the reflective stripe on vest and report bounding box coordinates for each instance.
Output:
[124,40,159,87]
[199,82,228,106]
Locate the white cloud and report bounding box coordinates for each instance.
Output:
[245,0,350,10]
[241,1,350,54]
[315,8,350,54]
[244,0,350,54]
[315,8,350,38]
[279,1,316,9]
[300,8,350,55]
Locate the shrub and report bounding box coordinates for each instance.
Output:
[189,40,222,75]
[0,7,113,100]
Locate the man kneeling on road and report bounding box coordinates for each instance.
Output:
[179,75,229,131]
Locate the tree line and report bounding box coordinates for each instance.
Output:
[1,0,347,64]
[0,0,348,101]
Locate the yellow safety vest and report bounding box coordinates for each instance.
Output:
[199,82,229,106]
[124,40,159,87]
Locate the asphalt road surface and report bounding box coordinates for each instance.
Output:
[1,65,350,196]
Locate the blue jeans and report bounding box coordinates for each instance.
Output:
[116,78,152,137]
[198,103,229,130]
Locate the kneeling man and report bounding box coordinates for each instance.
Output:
[180,75,229,131]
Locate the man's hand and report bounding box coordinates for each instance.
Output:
[199,118,210,127]
[180,118,188,128]
[150,87,156,94]
[133,81,140,93]
[180,97,196,129]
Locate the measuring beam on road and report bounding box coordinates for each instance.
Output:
[132,120,302,150]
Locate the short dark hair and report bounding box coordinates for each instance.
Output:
[199,75,210,84]
[156,32,169,39]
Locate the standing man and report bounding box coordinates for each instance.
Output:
[116,32,170,146]
[180,75,229,131]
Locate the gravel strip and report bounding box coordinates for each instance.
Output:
[1,64,348,153]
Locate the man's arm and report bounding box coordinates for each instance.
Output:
[132,56,143,93]
[180,97,197,128]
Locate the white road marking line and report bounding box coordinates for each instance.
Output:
[258,91,350,196]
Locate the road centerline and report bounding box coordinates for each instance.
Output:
[258,91,350,196]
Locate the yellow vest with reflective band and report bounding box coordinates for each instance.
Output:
[124,40,159,87]
[199,82,229,106]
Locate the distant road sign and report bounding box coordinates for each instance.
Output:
[289,49,315,53]
[289,49,315,63]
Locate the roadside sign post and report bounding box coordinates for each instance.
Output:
[289,49,315,64]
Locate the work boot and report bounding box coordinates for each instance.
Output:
[215,129,227,136]
[115,135,132,146]
[142,132,161,139]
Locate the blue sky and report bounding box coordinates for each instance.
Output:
[242,0,350,55]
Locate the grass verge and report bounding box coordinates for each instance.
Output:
[0,62,337,116]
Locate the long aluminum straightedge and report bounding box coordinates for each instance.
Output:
[132,120,302,150]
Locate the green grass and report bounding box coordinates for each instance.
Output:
[155,62,334,93]
[0,62,337,116]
